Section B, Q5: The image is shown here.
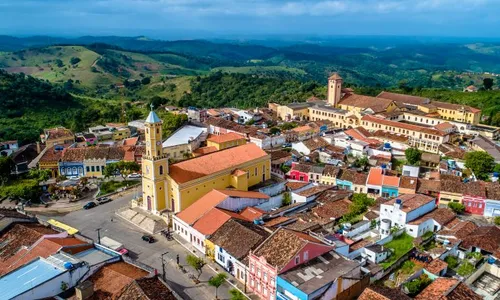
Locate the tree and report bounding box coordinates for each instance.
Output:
[70,57,81,65]
[208,273,227,299]
[448,202,465,214]
[141,77,151,85]
[465,151,494,180]
[457,261,475,276]
[483,78,494,90]
[353,156,369,169]
[28,168,51,182]
[103,161,140,182]
[494,164,500,174]
[282,192,291,206]
[405,148,422,165]
[229,288,246,300]
[0,156,13,186]
[186,255,206,279]
[269,127,281,135]
[444,255,458,268]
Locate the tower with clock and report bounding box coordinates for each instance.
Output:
[141,104,169,213]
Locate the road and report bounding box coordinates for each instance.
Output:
[37,187,236,300]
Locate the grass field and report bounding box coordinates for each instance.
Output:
[380,233,414,269]
[212,65,307,75]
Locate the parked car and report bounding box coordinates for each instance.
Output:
[83,202,97,210]
[97,197,112,204]
[141,234,155,243]
[127,173,141,179]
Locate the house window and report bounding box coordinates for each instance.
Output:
[96,166,100,171]
[304,251,309,261]
[295,256,300,265]
[217,253,225,263]
[91,166,95,172]
[86,166,90,172]
[255,167,258,176]
[159,165,164,175]
[263,272,267,281]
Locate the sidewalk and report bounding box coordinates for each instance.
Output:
[172,233,255,299]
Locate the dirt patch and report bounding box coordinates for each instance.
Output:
[2,67,42,75]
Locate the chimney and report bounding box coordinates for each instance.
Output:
[75,281,94,300]
[36,142,41,154]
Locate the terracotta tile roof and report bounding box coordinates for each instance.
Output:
[302,137,329,151]
[421,152,441,164]
[207,132,245,144]
[286,181,310,190]
[437,220,478,240]
[367,168,399,187]
[399,176,418,190]
[209,219,270,260]
[384,194,435,213]
[409,208,456,226]
[0,223,57,261]
[463,181,487,198]
[292,125,313,133]
[324,144,346,153]
[239,207,265,221]
[122,137,139,146]
[192,146,218,156]
[322,165,340,177]
[362,115,447,136]
[349,239,372,251]
[339,168,368,185]
[88,261,149,300]
[425,258,448,275]
[439,144,466,160]
[118,276,176,300]
[45,127,74,140]
[0,239,61,276]
[312,199,352,220]
[370,197,391,210]
[176,189,268,225]
[285,218,321,231]
[364,211,379,220]
[296,185,332,197]
[253,228,325,270]
[486,182,500,200]
[440,174,465,194]
[416,277,481,300]
[192,208,247,235]
[292,163,313,173]
[84,147,110,160]
[39,146,64,162]
[345,128,381,145]
[358,285,411,300]
[169,143,269,184]
[61,147,87,162]
[434,122,455,131]
[460,225,500,254]
[108,146,125,160]
[264,216,291,227]
[268,150,292,162]
[372,130,409,143]
[417,178,441,194]
[377,92,429,106]
[431,100,481,113]
[340,93,395,113]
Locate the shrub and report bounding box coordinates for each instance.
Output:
[448,202,465,214]
[457,261,475,277]
[495,216,500,226]
[70,57,81,65]
[444,255,459,269]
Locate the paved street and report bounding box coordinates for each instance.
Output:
[36,187,238,300]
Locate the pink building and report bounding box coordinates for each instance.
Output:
[288,163,311,182]
[247,228,333,299]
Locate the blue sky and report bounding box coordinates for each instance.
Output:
[0,0,499,39]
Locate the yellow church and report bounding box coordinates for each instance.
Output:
[141,108,271,214]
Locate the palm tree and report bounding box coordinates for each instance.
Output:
[208,273,227,299]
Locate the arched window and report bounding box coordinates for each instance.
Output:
[159,166,164,175]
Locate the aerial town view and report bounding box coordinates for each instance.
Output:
[1,1,500,300]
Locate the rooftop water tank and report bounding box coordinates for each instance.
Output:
[381,164,387,169]
[395,199,402,205]
[494,172,499,178]
[63,262,73,270]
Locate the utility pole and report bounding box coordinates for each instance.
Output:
[161,252,168,281]
[96,228,101,244]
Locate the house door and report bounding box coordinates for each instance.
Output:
[171,199,175,212]
[262,174,266,182]
[147,196,152,211]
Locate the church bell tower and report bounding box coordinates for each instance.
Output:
[141,104,169,213]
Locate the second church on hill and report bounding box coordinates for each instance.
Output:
[141,107,271,214]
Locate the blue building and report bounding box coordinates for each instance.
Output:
[276,251,364,300]
[59,148,86,178]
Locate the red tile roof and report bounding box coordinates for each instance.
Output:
[192,146,218,156]
[437,220,478,240]
[359,285,411,300]
[340,94,395,113]
[252,228,327,270]
[118,276,176,300]
[376,91,429,106]
[192,208,247,235]
[416,277,481,300]
[176,189,268,225]
[367,168,399,187]
[425,258,448,275]
[169,143,269,184]
[286,181,310,190]
[264,216,291,227]
[207,132,245,144]
[239,207,265,221]
[408,208,456,226]
[460,225,500,254]
[362,115,447,136]
[0,239,61,276]
[384,194,435,213]
[0,223,57,261]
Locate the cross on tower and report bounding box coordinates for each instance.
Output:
[150,103,154,111]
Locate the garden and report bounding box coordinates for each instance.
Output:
[380,233,415,269]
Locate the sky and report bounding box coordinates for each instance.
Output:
[0,0,499,39]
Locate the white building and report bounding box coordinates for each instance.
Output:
[405,208,456,238]
[162,125,208,160]
[402,165,420,177]
[363,244,391,264]
[379,194,436,238]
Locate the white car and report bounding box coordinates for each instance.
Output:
[127,173,141,179]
